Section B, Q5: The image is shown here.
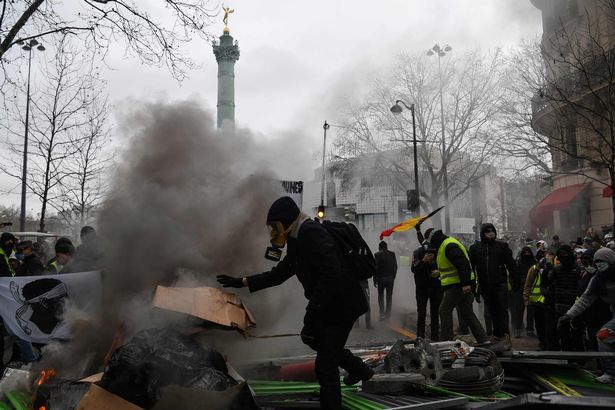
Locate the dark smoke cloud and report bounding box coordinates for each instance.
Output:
[35,100,307,378]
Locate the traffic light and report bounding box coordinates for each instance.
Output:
[317,205,326,219]
[407,189,419,213]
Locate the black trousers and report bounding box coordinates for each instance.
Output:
[312,320,370,409]
[509,289,525,332]
[481,283,510,338]
[416,287,442,341]
[530,303,547,349]
[377,277,394,318]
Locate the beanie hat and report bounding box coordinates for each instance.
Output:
[55,237,75,255]
[266,196,300,229]
[0,232,16,245]
[379,241,387,250]
[17,240,33,252]
[594,247,615,264]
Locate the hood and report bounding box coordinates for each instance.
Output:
[519,246,536,264]
[594,247,615,264]
[428,229,447,251]
[556,244,575,266]
[480,223,497,241]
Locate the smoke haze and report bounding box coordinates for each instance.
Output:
[35,100,310,378]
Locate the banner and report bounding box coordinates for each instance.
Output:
[0,271,102,343]
[280,180,303,209]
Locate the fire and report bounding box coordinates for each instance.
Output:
[37,369,56,386]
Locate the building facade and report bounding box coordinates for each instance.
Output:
[530,0,615,238]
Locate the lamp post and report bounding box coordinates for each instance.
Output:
[318,121,330,219]
[390,100,419,214]
[17,39,45,232]
[427,43,451,231]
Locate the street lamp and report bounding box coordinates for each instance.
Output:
[17,39,45,232]
[319,121,330,219]
[427,43,452,231]
[390,100,419,215]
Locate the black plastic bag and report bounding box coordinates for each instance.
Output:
[100,328,237,409]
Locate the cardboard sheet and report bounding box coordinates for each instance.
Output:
[152,286,256,331]
[77,384,143,410]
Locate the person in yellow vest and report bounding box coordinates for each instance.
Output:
[523,249,547,350]
[426,229,488,344]
[0,232,17,277]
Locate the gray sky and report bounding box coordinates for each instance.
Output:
[1,0,544,210]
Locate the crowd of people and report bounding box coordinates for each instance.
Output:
[406,223,615,385]
[0,226,103,369]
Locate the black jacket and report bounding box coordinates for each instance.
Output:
[374,249,397,280]
[16,254,45,277]
[430,230,474,289]
[411,247,440,289]
[516,246,536,287]
[469,223,519,287]
[247,219,368,325]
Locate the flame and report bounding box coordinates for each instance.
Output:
[39,407,46,410]
[37,369,56,386]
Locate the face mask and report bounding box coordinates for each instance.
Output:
[422,240,430,250]
[585,266,597,274]
[485,232,496,240]
[596,261,610,273]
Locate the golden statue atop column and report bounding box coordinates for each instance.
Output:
[223,5,235,33]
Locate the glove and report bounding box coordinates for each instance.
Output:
[557,314,571,333]
[301,305,322,350]
[216,275,244,288]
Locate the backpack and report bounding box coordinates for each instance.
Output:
[320,220,376,280]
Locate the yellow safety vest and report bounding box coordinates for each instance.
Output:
[436,237,475,286]
[0,248,15,277]
[529,265,545,304]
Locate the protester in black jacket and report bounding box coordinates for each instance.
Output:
[73,226,105,272]
[469,223,519,348]
[217,197,372,410]
[545,244,583,350]
[511,246,535,337]
[16,240,44,276]
[411,241,442,341]
[374,241,397,320]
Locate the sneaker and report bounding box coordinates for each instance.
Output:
[527,330,536,338]
[596,373,615,385]
[343,367,374,386]
[513,329,522,339]
[379,314,386,322]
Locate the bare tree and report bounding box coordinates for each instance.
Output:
[1,35,106,232]
[333,50,506,225]
[56,94,113,227]
[499,39,553,176]
[507,1,615,228]
[0,0,217,81]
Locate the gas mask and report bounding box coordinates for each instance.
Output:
[596,261,610,273]
[264,220,295,262]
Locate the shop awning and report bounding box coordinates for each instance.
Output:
[530,183,588,226]
[603,185,613,198]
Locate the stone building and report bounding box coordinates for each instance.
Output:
[530,0,615,238]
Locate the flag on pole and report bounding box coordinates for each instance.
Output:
[379,206,444,240]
